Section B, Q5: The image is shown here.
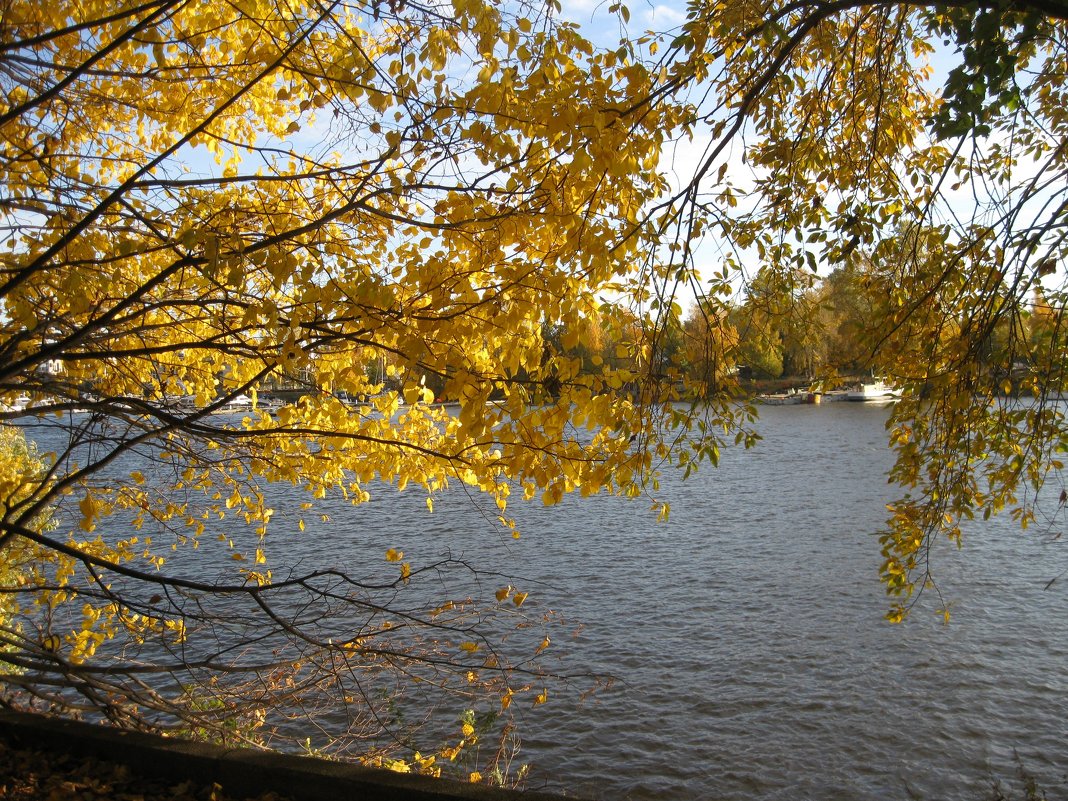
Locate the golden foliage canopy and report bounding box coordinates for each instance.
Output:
[0,0,726,769]
[2,0,1068,771]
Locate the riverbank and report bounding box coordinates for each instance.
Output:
[0,711,573,801]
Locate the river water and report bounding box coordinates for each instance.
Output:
[501,403,1068,800]
[19,402,1068,799]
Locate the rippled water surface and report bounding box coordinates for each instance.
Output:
[24,403,1068,799]
[452,403,1067,801]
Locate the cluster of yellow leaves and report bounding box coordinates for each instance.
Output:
[1,429,200,667]
[0,1,888,745]
[363,710,520,783]
[1,0,714,608]
[13,0,993,762]
[0,426,51,638]
[494,586,527,606]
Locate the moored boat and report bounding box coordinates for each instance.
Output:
[214,394,254,413]
[846,380,900,403]
[1,394,32,413]
[756,390,804,405]
[820,389,850,402]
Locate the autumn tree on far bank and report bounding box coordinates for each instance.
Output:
[682,300,738,392]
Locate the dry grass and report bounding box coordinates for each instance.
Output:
[0,739,290,801]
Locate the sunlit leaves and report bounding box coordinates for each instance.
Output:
[0,0,725,771]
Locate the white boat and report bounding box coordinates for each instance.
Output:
[756,390,804,405]
[820,389,850,402]
[1,394,32,413]
[846,381,900,403]
[215,394,254,413]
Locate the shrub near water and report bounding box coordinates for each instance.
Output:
[0,425,54,664]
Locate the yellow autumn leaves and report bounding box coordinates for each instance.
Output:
[13,0,1031,774]
[494,586,527,606]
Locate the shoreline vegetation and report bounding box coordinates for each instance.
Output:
[0,711,1062,801]
[0,710,566,801]
[0,372,1049,419]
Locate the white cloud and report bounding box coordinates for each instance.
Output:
[557,0,608,26]
[641,3,685,28]
[559,0,687,37]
